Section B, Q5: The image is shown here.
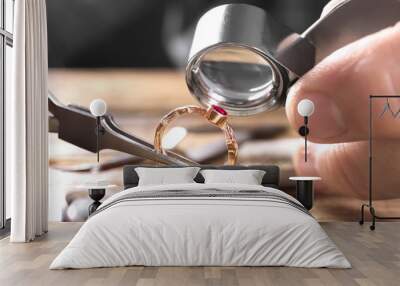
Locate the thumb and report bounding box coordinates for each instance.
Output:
[286,22,400,143]
[293,141,400,200]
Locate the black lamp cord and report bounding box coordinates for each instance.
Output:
[304,116,308,162]
[96,117,100,162]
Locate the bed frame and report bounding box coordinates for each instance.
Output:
[123,165,280,190]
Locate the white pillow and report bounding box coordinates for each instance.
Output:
[135,167,200,186]
[200,169,266,185]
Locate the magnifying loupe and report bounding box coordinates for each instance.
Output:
[187,44,288,116]
[186,0,400,116]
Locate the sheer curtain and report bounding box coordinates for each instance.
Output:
[8,0,48,242]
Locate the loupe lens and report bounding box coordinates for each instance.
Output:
[187,45,285,116]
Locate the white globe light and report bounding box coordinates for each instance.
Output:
[90,99,107,117]
[297,99,315,117]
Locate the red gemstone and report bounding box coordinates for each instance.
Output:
[212,105,227,116]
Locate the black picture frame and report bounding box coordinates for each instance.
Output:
[359,95,400,230]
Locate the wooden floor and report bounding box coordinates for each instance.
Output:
[0,222,399,286]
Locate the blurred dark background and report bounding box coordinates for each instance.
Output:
[47,0,329,68]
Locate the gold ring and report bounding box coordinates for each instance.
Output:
[154,105,238,165]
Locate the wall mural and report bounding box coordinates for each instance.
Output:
[45,1,400,225]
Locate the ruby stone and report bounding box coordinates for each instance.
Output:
[212,105,228,116]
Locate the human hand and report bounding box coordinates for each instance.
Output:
[285,2,400,213]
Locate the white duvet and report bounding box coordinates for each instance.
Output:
[50,183,350,269]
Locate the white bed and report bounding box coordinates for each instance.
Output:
[50,182,350,269]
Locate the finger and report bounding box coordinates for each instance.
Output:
[286,22,400,143]
[293,141,400,200]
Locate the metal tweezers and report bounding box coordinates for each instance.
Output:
[48,92,196,166]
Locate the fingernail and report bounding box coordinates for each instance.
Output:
[300,95,347,139]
